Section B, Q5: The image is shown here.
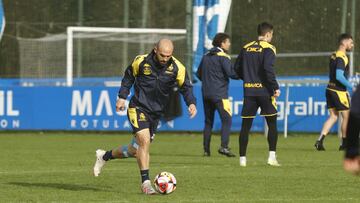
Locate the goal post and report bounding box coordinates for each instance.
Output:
[66,26,187,86]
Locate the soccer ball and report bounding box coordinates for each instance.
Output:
[153,171,177,194]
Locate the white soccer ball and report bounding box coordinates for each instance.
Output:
[153,171,177,194]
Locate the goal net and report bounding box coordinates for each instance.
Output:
[17,27,187,86]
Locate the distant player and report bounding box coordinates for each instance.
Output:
[196,33,238,157]
[93,39,197,195]
[315,34,355,151]
[234,22,281,167]
[343,84,360,175]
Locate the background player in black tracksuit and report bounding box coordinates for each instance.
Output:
[315,34,355,151]
[196,33,238,157]
[343,84,360,175]
[234,22,280,167]
[93,39,197,195]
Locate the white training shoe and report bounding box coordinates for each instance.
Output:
[239,157,247,167]
[267,158,281,167]
[141,180,157,195]
[93,149,106,177]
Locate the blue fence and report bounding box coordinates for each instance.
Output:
[0,78,333,132]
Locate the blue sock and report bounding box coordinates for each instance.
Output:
[103,150,114,161]
[140,169,149,183]
[121,145,134,158]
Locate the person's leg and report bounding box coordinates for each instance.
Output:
[103,138,138,160]
[345,113,360,157]
[93,138,138,177]
[316,108,339,150]
[136,128,156,195]
[216,99,232,149]
[265,115,278,152]
[258,96,280,166]
[239,118,254,157]
[203,99,215,156]
[265,115,280,166]
[135,129,151,182]
[339,110,350,150]
[239,97,257,166]
[320,109,339,136]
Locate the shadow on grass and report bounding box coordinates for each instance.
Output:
[7,182,106,192]
[151,152,202,157]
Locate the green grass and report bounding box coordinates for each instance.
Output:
[1,132,360,203]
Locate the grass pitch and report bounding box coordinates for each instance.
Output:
[0,132,360,203]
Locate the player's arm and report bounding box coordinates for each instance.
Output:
[117,56,143,111]
[118,65,135,99]
[176,63,197,118]
[116,65,135,111]
[195,59,203,81]
[220,55,239,79]
[233,49,244,80]
[263,48,280,95]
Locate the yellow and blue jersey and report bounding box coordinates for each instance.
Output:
[327,50,349,91]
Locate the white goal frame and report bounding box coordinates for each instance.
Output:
[66,26,186,86]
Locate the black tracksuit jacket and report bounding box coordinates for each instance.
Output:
[196,47,238,100]
[118,51,196,117]
[234,40,279,96]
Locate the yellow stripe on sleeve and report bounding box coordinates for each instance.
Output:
[131,54,147,76]
[173,57,186,87]
[216,52,231,60]
[259,41,276,55]
[243,41,256,49]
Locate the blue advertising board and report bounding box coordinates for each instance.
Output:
[0,82,332,133]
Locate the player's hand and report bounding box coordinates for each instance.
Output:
[116,98,126,112]
[343,157,360,175]
[188,104,197,119]
[274,89,281,98]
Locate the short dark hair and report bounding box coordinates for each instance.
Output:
[212,33,230,47]
[257,22,273,36]
[338,33,353,45]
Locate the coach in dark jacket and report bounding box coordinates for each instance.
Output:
[196,33,238,157]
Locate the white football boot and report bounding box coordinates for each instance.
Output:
[267,158,281,167]
[141,180,157,195]
[93,149,106,177]
[239,156,247,167]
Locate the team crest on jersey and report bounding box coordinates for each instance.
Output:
[139,113,147,121]
[143,64,152,75]
[165,64,174,74]
[167,65,174,72]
